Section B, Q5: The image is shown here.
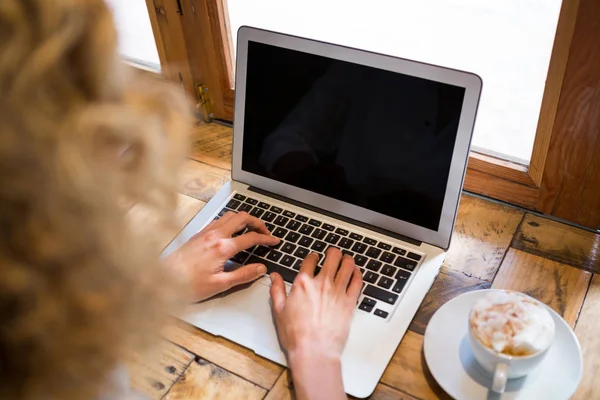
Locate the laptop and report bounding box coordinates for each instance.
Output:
[163,26,482,398]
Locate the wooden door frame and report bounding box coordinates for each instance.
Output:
[145,0,600,229]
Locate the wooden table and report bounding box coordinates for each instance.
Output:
[128,123,600,399]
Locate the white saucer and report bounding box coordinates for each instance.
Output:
[424,289,583,400]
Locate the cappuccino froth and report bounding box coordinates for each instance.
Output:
[469,291,555,356]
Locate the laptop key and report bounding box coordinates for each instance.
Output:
[283,210,296,218]
[311,240,327,252]
[366,247,382,259]
[281,243,296,254]
[335,228,349,236]
[394,257,418,271]
[339,238,354,249]
[270,206,283,214]
[377,242,392,251]
[407,252,422,261]
[265,223,275,232]
[286,220,302,231]
[292,259,303,270]
[364,271,378,283]
[311,228,327,240]
[363,237,377,246]
[366,259,382,272]
[381,265,397,277]
[267,250,283,262]
[281,255,295,267]
[249,207,264,218]
[364,284,398,305]
[246,198,258,205]
[295,214,309,222]
[358,303,374,313]
[285,232,300,243]
[351,242,367,254]
[325,233,341,245]
[374,309,389,319]
[323,223,335,231]
[392,247,407,256]
[258,201,271,209]
[233,193,246,201]
[392,279,407,294]
[298,236,313,248]
[299,224,314,235]
[396,269,411,281]
[274,216,289,226]
[308,219,322,227]
[218,208,230,217]
[342,250,355,257]
[262,211,276,222]
[294,247,309,259]
[238,203,253,213]
[380,251,395,264]
[273,227,288,238]
[248,256,297,284]
[226,199,241,209]
[362,297,377,307]
[377,276,394,289]
[354,255,368,266]
[350,233,363,241]
[254,246,270,257]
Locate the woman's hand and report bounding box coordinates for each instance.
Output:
[269,247,363,400]
[165,211,280,302]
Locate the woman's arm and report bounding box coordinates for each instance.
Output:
[270,249,363,400]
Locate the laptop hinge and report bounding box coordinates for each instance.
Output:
[248,186,423,247]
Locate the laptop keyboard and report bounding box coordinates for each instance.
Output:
[215,192,424,320]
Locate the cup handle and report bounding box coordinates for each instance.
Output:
[492,363,509,393]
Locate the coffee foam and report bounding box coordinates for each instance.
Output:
[469,291,555,356]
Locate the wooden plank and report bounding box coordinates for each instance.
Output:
[165,358,266,399]
[528,0,581,186]
[409,267,491,335]
[491,248,591,327]
[381,331,452,400]
[127,340,194,400]
[264,371,418,400]
[572,274,600,400]
[537,0,600,229]
[179,159,231,203]
[189,122,233,170]
[467,152,534,186]
[512,213,600,273]
[148,0,195,96]
[163,319,283,389]
[128,194,205,251]
[444,194,524,281]
[463,169,538,209]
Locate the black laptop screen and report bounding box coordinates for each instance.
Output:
[241,41,465,231]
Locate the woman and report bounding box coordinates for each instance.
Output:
[0,1,362,399]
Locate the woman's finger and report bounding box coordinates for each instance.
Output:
[298,252,319,278]
[320,247,343,281]
[346,267,364,301]
[229,231,280,252]
[334,255,356,292]
[221,212,271,236]
[269,273,287,315]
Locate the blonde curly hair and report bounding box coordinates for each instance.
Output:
[0,0,190,398]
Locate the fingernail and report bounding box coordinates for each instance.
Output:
[257,265,267,275]
[270,273,276,282]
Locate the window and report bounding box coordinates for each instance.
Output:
[105,0,161,71]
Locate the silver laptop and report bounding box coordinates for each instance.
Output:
[164,27,482,398]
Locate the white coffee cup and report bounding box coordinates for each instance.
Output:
[467,292,555,393]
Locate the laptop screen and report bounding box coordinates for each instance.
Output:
[241,41,466,231]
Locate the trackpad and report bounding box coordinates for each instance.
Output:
[194,279,287,365]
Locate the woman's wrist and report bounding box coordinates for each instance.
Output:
[287,346,345,400]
